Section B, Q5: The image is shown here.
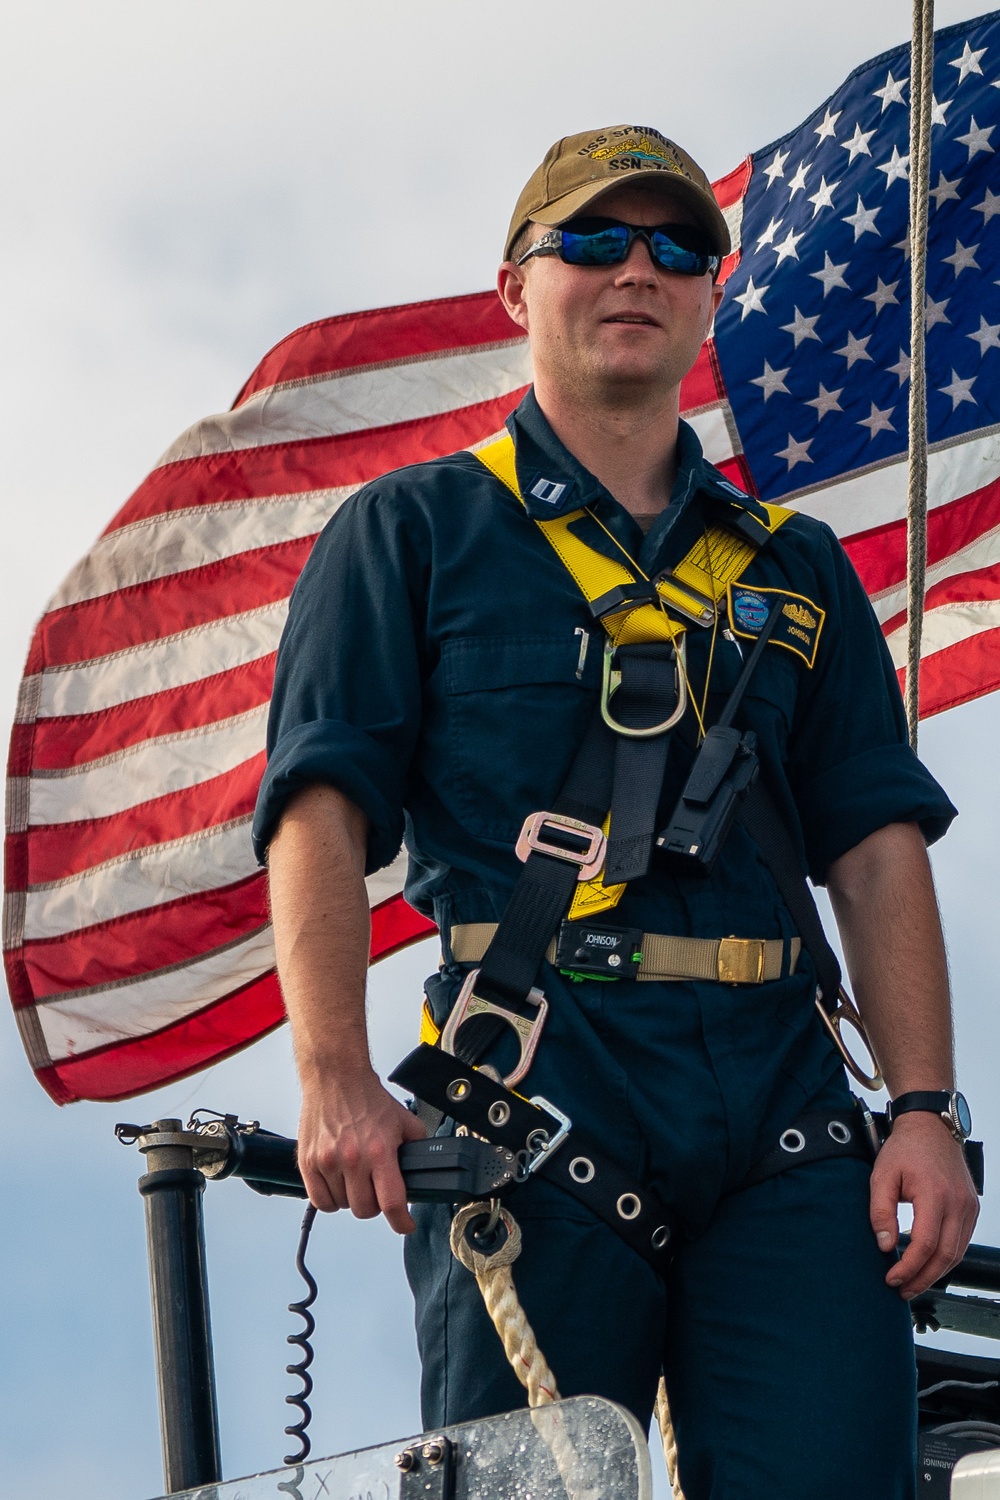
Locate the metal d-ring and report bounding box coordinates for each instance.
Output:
[600,636,688,738]
[815,988,884,1092]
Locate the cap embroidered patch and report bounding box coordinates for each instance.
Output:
[727,585,825,668]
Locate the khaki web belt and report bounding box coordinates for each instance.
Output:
[448,922,801,986]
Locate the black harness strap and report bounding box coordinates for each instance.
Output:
[391,1044,675,1272]
[604,642,682,884]
[736,1106,871,1192]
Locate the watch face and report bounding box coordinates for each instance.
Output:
[953,1092,973,1138]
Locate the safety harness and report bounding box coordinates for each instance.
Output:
[393,432,883,1271]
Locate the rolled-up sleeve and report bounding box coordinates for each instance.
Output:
[252,480,429,873]
[787,523,956,882]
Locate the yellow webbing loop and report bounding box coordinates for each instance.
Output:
[473,432,793,916]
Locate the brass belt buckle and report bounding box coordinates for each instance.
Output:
[600,636,688,739]
[515,811,606,881]
[439,968,548,1088]
[717,936,766,985]
[816,987,884,1091]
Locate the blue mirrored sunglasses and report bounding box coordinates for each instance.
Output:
[517,217,720,278]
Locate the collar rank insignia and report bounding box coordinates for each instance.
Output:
[727,584,825,668]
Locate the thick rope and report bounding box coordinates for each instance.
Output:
[906,0,935,748]
[655,1377,685,1500]
[450,1202,561,1407]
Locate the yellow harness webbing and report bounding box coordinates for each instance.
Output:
[474,432,794,648]
[472,432,793,917]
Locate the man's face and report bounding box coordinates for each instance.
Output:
[499,182,724,405]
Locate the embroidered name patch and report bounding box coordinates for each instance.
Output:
[727,585,825,668]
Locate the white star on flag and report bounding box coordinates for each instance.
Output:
[894,231,912,260]
[804,383,844,420]
[749,360,791,399]
[932,96,953,125]
[925,295,952,330]
[842,196,882,240]
[938,370,978,409]
[942,239,981,276]
[810,252,851,295]
[968,317,1000,355]
[876,147,910,186]
[972,187,1000,223]
[787,161,810,197]
[807,177,839,216]
[763,149,790,186]
[814,107,841,141]
[949,41,987,83]
[887,348,912,384]
[865,278,901,313]
[873,71,907,109]
[858,402,896,438]
[929,171,963,209]
[834,330,873,367]
[775,434,814,470]
[780,307,822,346]
[734,276,769,319]
[755,216,783,250]
[841,122,876,161]
[772,226,805,263]
[955,116,996,160]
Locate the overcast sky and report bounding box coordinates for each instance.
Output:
[3,5,1000,1499]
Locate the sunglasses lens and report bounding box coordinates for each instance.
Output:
[649,232,711,275]
[559,224,631,265]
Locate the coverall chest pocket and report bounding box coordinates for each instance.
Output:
[439,633,598,844]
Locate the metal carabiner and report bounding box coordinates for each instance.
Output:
[815,987,884,1092]
[600,635,688,738]
[439,968,549,1088]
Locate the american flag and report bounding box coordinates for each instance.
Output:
[6,10,1000,1104]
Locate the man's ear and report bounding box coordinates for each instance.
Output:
[497,261,530,333]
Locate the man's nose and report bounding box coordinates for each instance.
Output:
[613,234,659,285]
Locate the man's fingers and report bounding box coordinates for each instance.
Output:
[301,1158,345,1214]
[869,1158,901,1253]
[373,1157,417,1235]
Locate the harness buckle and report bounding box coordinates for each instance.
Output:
[815,987,884,1092]
[600,636,688,738]
[717,936,766,985]
[555,919,644,980]
[515,811,607,880]
[439,968,549,1088]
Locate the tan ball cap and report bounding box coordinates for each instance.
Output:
[505,124,730,262]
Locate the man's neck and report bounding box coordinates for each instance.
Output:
[533,379,682,520]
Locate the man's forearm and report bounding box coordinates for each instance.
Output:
[827,820,953,1094]
[268,782,373,1085]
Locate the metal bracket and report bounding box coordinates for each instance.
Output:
[396,1435,456,1499]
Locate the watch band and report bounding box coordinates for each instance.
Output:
[888,1090,971,1140]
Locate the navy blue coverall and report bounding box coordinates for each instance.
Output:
[254,390,956,1500]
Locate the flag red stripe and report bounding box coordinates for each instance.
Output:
[678,342,724,413]
[22,755,264,883]
[713,158,752,211]
[105,391,528,533]
[22,655,276,771]
[907,624,1000,720]
[845,478,1000,596]
[233,294,521,405]
[13,874,269,999]
[30,540,312,672]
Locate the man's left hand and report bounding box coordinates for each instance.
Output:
[870,1112,979,1298]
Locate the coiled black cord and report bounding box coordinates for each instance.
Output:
[283,1203,318,1464]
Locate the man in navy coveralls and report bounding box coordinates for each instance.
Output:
[253,126,979,1498]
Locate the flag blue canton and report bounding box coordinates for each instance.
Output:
[715,9,1000,504]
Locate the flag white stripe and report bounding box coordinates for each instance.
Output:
[36,926,276,1058]
[782,424,1000,538]
[51,490,354,610]
[686,403,738,466]
[34,599,287,719]
[364,850,408,909]
[21,816,257,941]
[885,596,1000,668]
[156,341,534,466]
[26,704,269,825]
[870,522,1000,625]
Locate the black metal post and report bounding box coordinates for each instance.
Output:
[138,1118,222,1494]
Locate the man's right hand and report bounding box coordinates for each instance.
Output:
[297,1068,427,1234]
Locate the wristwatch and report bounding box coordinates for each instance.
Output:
[887,1089,973,1141]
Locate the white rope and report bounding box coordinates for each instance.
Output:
[906,0,935,749]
